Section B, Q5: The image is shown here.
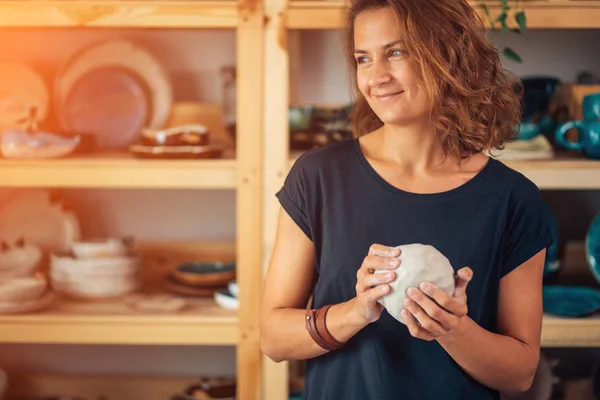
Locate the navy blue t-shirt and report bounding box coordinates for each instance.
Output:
[276,138,553,400]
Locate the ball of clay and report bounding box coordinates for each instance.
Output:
[376,243,455,325]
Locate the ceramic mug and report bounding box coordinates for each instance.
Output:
[555,120,600,159]
[582,92,600,121]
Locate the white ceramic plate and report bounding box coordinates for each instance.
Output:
[56,39,172,143]
[0,189,81,254]
[0,62,49,133]
[214,289,239,310]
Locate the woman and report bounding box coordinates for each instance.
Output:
[260,0,553,398]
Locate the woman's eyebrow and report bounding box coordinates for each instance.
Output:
[354,40,403,54]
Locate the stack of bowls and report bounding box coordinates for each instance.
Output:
[165,261,236,303]
[50,238,140,299]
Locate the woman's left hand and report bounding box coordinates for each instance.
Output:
[401,267,473,341]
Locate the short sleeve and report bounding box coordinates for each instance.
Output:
[275,154,313,241]
[501,178,554,277]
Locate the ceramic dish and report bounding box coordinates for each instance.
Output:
[0,289,54,314]
[0,240,42,273]
[140,124,209,146]
[0,62,49,133]
[0,189,81,254]
[55,39,172,133]
[71,237,132,259]
[51,272,138,299]
[50,254,139,276]
[173,261,236,287]
[542,285,600,317]
[586,211,600,284]
[129,143,225,159]
[214,289,239,310]
[228,279,238,298]
[59,67,149,149]
[0,274,47,303]
[165,274,225,297]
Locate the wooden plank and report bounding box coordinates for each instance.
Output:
[262,0,292,397]
[0,1,238,28]
[0,241,238,345]
[541,315,600,347]
[286,0,600,29]
[6,373,201,400]
[236,0,264,398]
[0,153,237,189]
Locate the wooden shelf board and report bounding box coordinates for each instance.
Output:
[0,152,237,189]
[289,151,600,189]
[541,314,600,347]
[0,296,238,345]
[0,1,239,28]
[286,1,600,29]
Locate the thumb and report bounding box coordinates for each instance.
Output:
[453,267,473,300]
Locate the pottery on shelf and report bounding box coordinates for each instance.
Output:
[586,212,600,284]
[172,261,236,287]
[70,237,133,259]
[214,289,239,311]
[0,239,42,280]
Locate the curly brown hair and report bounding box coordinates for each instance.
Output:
[344,0,523,160]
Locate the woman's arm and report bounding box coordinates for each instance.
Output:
[434,249,545,395]
[260,207,398,362]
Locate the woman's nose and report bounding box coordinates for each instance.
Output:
[368,60,392,87]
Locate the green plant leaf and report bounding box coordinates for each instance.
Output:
[503,47,522,63]
[478,3,496,31]
[496,12,508,33]
[515,11,527,32]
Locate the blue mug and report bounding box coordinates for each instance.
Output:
[555,120,600,159]
[582,92,600,121]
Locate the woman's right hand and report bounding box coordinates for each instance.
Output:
[353,244,400,323]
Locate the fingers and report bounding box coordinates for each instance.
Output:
[418,282,468,318]
[356,253,400,283]
[357,271,396,293]
[401,307,436,341]
[453,267,473,301]
[407,286,461,330]
[403,296,448,336]
[368,244,400,258]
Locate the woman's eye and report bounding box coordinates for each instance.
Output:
[356,56,369,64]
[389,49,403,57]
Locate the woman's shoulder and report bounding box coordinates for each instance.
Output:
[485,157,542,203]
[290,138,358,173]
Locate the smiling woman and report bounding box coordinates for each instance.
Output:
[260,0,552,399]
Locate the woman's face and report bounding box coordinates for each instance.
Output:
[353,7,431,126]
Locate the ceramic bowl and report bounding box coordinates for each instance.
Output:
[0,274,46,303]
[173,261,236,287]
[71,237,132,259]
[586,212,600,285]
[0,241,42,273]
[542,285,600,317]
[228,279,238,298]
[51,272,138,299]
[214,289,239,310]
[50,253,139,276]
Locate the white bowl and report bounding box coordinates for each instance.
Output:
[50,253,139,276]
[71,237,131,259]
[0,242,42,273]
[51,273,138,299]
[214,289,239,310]
[0,274,46,302]
[228,280,238,298]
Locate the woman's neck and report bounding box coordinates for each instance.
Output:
[373,121,451,173]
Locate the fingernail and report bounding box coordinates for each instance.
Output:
[420,282,430,292]
[386,272,394,279]
[407,288,418,296]
[404,298,411,307]
[380,285,388,292]
[388,259,399,267]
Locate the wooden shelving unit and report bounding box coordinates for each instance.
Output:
[265,1,600,399]
[0,2,263,400]
[286,0,600,30]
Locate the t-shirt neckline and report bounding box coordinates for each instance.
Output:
[352,137,496,200]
